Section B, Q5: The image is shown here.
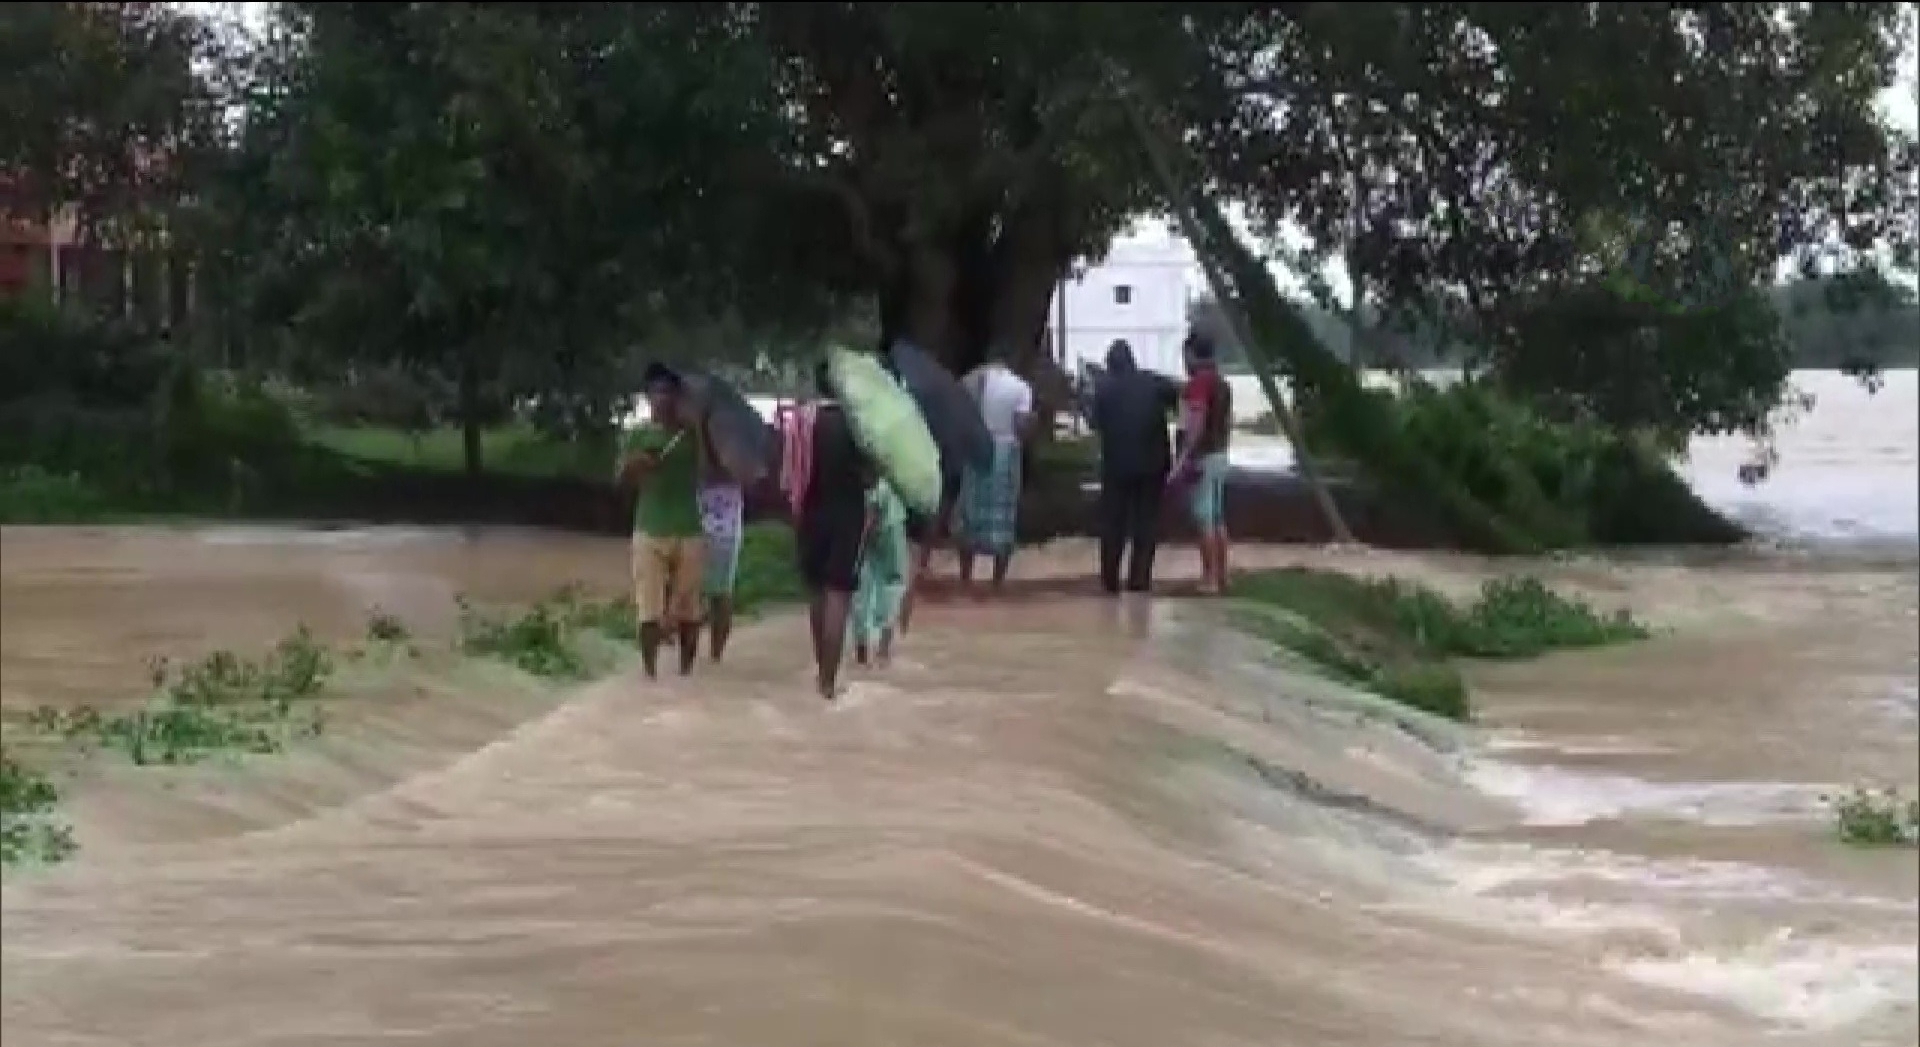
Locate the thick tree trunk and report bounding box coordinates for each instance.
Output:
[457,354,485,478]
[882,208,1068,386]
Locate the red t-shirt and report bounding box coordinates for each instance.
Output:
[1180,368,1231,455]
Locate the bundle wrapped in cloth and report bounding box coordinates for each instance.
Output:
[823,346,943,516]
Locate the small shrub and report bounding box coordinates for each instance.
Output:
[1825,786,1920,847]
[456,596,589,679]
[30,628,333,765]
[0,749,75,867]
[1449,576,1649,659]
[365,608,411,643]
[539,584,640,643]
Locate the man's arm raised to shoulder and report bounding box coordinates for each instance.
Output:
[613,428,663,488]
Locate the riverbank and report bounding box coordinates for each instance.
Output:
[1,526,1914,1046]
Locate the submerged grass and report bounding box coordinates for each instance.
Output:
[1229,568,1649,722]
[1825,786,1920,847]
[26,627,334,767]
[0,749,75,867]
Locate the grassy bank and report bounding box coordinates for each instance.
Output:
[1227,569,1649,721]
[0,523,804,870]
[305,423,617,481]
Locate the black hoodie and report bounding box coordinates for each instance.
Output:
[1090,342,1179,481]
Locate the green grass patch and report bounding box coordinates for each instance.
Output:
[305,423,617,481]
[0,749,75,867]
[1825,786,1920,847]
[0,465,120,523]
[1228,568,1649,721]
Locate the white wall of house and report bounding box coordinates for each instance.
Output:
[1046,238,1194,380]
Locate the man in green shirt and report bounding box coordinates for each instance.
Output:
[615,364,707,678]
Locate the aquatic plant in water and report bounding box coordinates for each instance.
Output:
[0,749,76,866]
[456,595,592,680]
[27,627,333,766]
[1825,786,1920,847]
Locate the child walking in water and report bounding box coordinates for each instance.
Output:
[851,478,910,668]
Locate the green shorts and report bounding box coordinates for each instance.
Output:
[1186,451,1230,530]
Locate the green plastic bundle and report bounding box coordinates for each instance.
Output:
[825,347,943,516]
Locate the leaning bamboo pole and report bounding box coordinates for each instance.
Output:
[1104,64,1356,544]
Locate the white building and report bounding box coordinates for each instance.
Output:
[1046,238,1195,379]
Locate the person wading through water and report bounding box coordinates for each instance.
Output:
[897,459,957,635]
[956,348,1034,595]
[794,360,876,700]
[1090,339,1179,595]
[851,356,915,666]
[1174,328,1235,595]
[696,429,744,664]
[615,364,707,678]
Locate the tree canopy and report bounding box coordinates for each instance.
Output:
[8,2,1916,471]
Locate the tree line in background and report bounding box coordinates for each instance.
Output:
[1195,274,1920,376]
[1,2,1915,493]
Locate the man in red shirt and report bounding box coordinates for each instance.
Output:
[1173,329,1234,595]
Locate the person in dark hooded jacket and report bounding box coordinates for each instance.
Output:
[1089,340,1180,594]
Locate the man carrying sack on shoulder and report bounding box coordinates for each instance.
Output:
[615,363,707,679]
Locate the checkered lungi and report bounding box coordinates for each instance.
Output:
[958,438,1022,556]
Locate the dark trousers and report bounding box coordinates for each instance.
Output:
[1098,472,1165,594]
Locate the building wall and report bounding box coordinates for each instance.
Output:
[1046,239,1194,379]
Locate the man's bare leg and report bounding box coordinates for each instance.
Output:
[707,597,733,662]
[675,620,701,674]
[1196,536,1219,595]
[990,550,1013,589]
[816,589,853,699]
[900,541,930,634]
[638,621,663,679]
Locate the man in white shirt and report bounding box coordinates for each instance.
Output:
[956,352,1034,592]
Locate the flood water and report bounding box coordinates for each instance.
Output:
[1,371,1914,1047]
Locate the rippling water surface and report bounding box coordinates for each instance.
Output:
[2,371,1914,1046]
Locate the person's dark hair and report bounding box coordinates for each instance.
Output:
[641,361,682,393]
[1182,327,1217,364]
[1105,339,1136,372]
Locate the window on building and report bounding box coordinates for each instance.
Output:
[1113,284,1133,305]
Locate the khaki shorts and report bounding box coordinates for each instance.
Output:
[632,533,706,627]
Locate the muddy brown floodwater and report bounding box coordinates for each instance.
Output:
[1,525,1915,1047]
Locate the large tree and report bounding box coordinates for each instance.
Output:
[217,2,1916,452]
[0,2,223,236]
[1180,3,1917,438]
